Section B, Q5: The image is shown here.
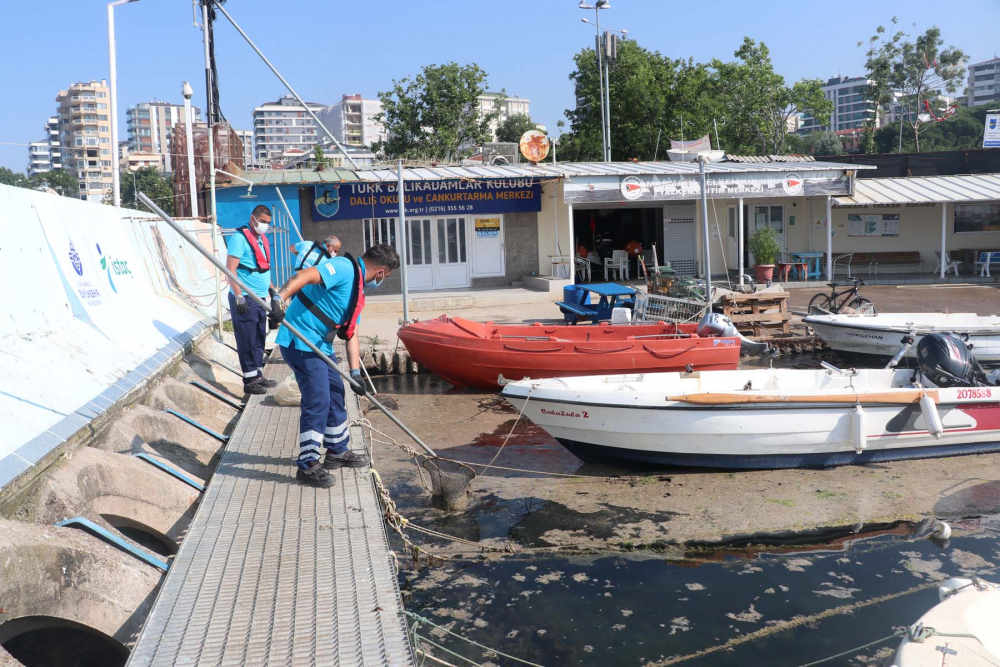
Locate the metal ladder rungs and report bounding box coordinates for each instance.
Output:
[188,381,245,411]
[164,409,229,442]
[133,453,206,492]
[56,517,169,571]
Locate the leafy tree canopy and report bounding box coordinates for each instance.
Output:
[105,166,174,215]
[0,167,80,198]
[374,62,499,160]
[495,114,542,143]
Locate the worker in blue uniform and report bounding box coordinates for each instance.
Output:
[225,204,284,395]
[290,235,341,271]
[272,243,399,487]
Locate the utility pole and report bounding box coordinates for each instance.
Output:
[201,0,222,332]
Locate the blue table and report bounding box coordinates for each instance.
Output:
[578,283,636,323]
[791,252,824,279]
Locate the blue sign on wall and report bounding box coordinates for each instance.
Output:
[312,178,542,221]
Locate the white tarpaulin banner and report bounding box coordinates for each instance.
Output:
[0,185,220,465]
[670,134,712,151]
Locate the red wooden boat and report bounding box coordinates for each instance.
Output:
[397,315,741,389]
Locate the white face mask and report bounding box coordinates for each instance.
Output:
[252,216,270,235]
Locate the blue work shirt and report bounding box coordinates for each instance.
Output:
[293,240,331,270]
[226,230,271,298]
[276,256,365,356]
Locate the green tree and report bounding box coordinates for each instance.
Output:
[859,19,904,153]
[495,114,541,143]
[106,167,174,215]
[873,105,987,153]
[373,62,499,160]
[559,40,720,162]
[313,145,329,170]
[864,23,967,152]
[34,169,79,197]
[805,131,844,156]
[712,38,832,154]
[0,167,29,187]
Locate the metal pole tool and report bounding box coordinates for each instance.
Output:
[137,191,437,458]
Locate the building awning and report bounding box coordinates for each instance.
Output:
[217,159,873,190]
[833,174,1000,207]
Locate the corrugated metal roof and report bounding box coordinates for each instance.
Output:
[833,174,1000,206]
[220,160,872,190]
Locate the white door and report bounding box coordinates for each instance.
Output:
[433,217,470,288]
[664,202,696,276]
[751,204,785,263]
[405,218,434,290]
[726,206,738,268]
[471,216,505,277]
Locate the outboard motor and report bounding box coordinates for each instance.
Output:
[916,333,990,387]
[696,311,771,356]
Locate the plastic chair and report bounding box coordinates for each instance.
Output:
[934,251,960,277]
[575,256,592,282]
[833,253,854,277]
[604,250,630,281]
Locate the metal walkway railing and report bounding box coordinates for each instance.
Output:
[127,352,414,666]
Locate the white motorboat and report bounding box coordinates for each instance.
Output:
[501,334,1000,469]
[890,577,1000,666]
[804,312,1000,365]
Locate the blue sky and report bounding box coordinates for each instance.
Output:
[1,0,996,171]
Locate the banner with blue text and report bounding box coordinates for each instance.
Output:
[312,179,542,220]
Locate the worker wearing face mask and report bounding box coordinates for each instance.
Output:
[225,205,285,395]
[272,243,398,487]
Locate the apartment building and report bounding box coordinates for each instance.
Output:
[252,95,325,165]
[476,93,532,140]
[125,101,201,172]
[27,116,62,177]
[234,129,254,169]
[56,80,113,202]
[315,95,385,148]
[798,76,878,135]
[968,57,1000,107]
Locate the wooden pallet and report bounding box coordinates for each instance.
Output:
[722,291,790,338]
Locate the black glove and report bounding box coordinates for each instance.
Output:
[349,369,370,396]
[269,294,285,323]
[235,294,248,315]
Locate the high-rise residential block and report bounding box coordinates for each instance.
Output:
[125,101,201,172]
[476,93,532,140]
[252,95,324,165]
[56,80,113,202]
[315,95,386,148]
[968,57,1000,107]
[798,76,879,135]
[27,116,62,176]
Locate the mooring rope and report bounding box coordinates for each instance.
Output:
[478,387,534,477]
[405,610,547,667]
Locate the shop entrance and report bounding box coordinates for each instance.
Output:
[398,217,471,291]
[572,206,664,281]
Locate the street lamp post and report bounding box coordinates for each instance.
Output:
[181,82,199,219]
[107,0,140,207]
[579,1,610,161]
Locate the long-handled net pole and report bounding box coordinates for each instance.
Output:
[137,191,437,458]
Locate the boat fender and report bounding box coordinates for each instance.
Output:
[930,520,952,541]
[938,577,973,601]
[920,393,944,439]
[852,405,866,453]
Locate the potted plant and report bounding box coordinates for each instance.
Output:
[748,226,781,283]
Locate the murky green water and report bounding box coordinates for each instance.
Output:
[372,368,1000,666]
[398,519,1000,666]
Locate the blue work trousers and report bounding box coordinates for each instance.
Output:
[281,344,351,468]
[229,291,267,385]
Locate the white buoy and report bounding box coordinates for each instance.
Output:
[931,520,952,541]
[920,394,944,439]
[852,405,866,453]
